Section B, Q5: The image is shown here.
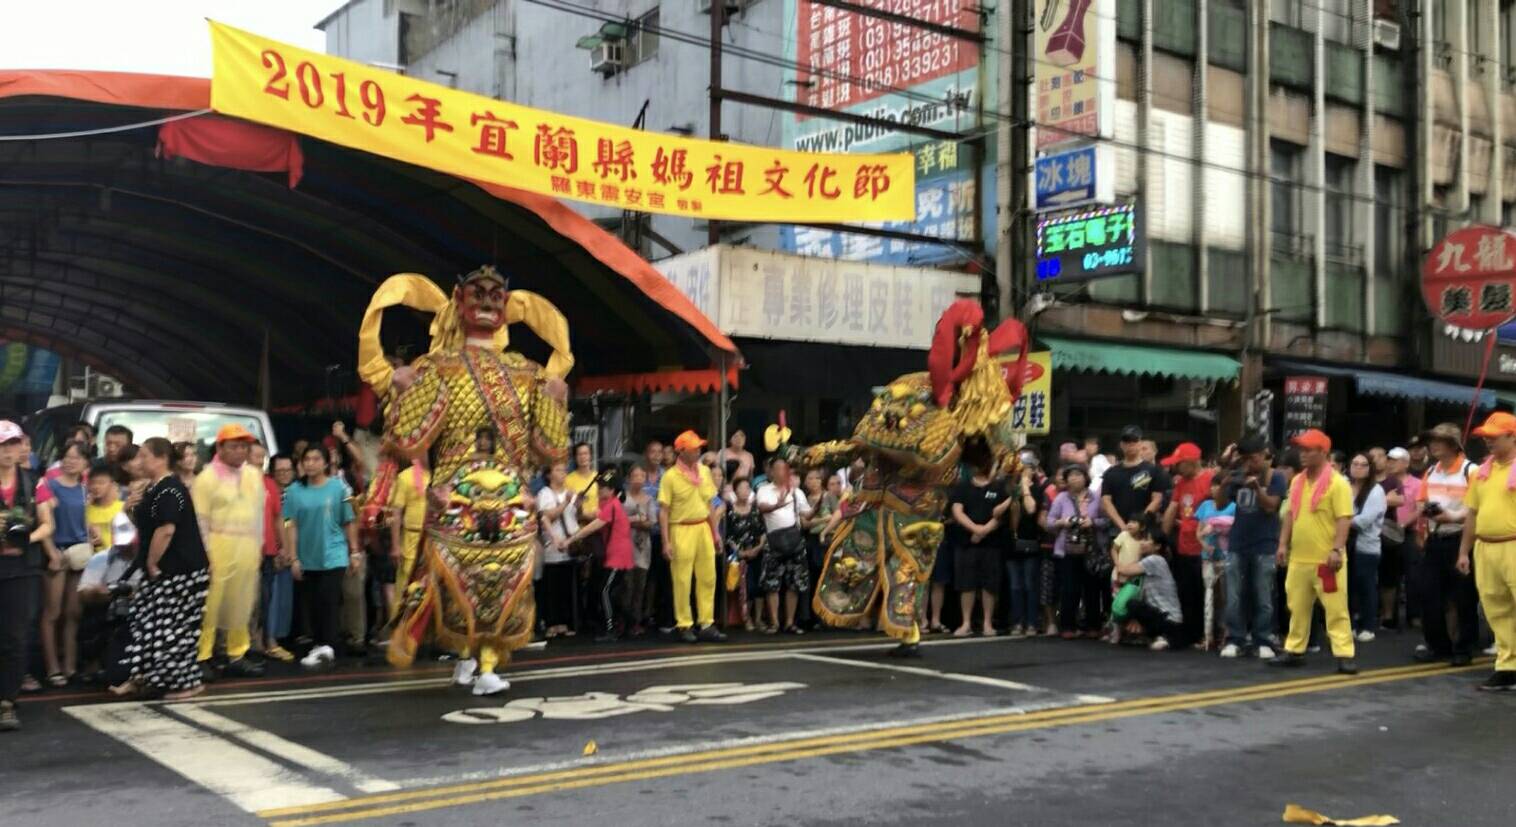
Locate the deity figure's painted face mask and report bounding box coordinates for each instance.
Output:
[456,270,508,338]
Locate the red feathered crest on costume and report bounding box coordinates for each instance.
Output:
[926,300,1030,408]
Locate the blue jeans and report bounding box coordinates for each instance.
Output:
[1005,556,1040,629]
[1224,551,1277,647]
[1350,551,1380,634]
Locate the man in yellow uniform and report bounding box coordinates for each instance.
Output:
[193,424,267,680]
[386,459,431,616]
[1459,411,1516,692]
[1272,428,1357,674]
[658,430,726,644]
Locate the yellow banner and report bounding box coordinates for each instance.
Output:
[1002,351,1052,435]
[208,21,914,223]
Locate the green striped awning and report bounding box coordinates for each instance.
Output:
[1041,336,1241,382]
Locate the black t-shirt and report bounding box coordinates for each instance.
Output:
[948,477,1007,547]
[134,476,208,578]
[1009,480,1046,556]
[1101,461,1171,524]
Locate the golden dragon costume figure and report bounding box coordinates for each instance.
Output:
[358,265,571,695]
[809,300,1029,656]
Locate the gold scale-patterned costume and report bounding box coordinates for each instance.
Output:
[808,301,1028,650]
[357,270,571,674]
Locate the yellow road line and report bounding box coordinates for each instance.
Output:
[262,660,1483,826]
[260,661,1442,819]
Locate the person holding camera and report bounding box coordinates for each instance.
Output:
[1047,464,1104,638]
[1415,423,1480,666]
[1219,435,1289,660]
[77,512,140,689]
[0,421,55,732]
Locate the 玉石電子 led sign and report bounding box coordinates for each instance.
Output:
[1034,203,1140,283]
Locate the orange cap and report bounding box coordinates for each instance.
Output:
[216,423,256,444]
[672,430,707,452]
[1160,442,1202,467]
[1472,411,1516,438]
[1290,429,1332,453]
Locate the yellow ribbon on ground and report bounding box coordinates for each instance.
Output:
[1282,803,1400,826]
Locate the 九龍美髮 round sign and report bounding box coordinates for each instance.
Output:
[1421,224,1516,330]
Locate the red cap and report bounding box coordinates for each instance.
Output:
[1160,442,1202,467]
[1290,429,1332,453]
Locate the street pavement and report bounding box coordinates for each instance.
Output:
[3,629,1513,827]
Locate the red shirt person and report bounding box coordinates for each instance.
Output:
[1162,442,1213,642]
[565,471,635,641]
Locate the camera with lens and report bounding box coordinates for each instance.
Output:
[1423,501,1444,518]
[106,580,135,622]
[2,513,32,551]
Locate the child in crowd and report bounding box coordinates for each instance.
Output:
[84,462,123,553]
[1195,478,1236,650]
[1107,515,1157,643]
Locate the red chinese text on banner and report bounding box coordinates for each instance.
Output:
[1421,224,1516,330]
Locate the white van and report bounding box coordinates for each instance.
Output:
[26,400,278,463]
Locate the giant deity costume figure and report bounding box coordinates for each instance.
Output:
[358,266,571,695]
[808,301,1028,656]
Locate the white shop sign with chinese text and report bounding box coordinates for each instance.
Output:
[657,246,978,350]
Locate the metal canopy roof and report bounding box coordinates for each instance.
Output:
[0,71,736,406]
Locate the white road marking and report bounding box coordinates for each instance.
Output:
[186,636,1031,708]
[64,703,346,813]
[65,637,1104,810]
[170,705,401,794]
[789,652,1043,691]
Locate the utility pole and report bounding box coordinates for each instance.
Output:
[708,0,724,247]
[998,0,1022,323]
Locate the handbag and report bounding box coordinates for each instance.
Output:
[766,488,807,560]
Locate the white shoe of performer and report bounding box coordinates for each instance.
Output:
[472,672,511,696]
[452,658,479,687]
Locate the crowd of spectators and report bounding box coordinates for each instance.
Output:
[3,413,1511,733]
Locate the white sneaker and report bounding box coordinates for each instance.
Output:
[452,658,479,687]
[471,672,511,696]
[1149,637,1170,651]
[1219,643,1239,659]
[1257,645,1276,660]
[300,645,334,669]
[1356,631,1376,643]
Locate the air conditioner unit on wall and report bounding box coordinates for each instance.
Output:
[1372,19,1400,51]
[591,41,623,76]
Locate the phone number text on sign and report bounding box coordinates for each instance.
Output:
[210,21,914,224]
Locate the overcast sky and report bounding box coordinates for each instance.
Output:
[0,1,346,77]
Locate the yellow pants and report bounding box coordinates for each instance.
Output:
[1283,560,1355,658]
[669,522,716,630]
[1475,540,1516,672]
[198,536,261,662]
[390,529,422,620]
